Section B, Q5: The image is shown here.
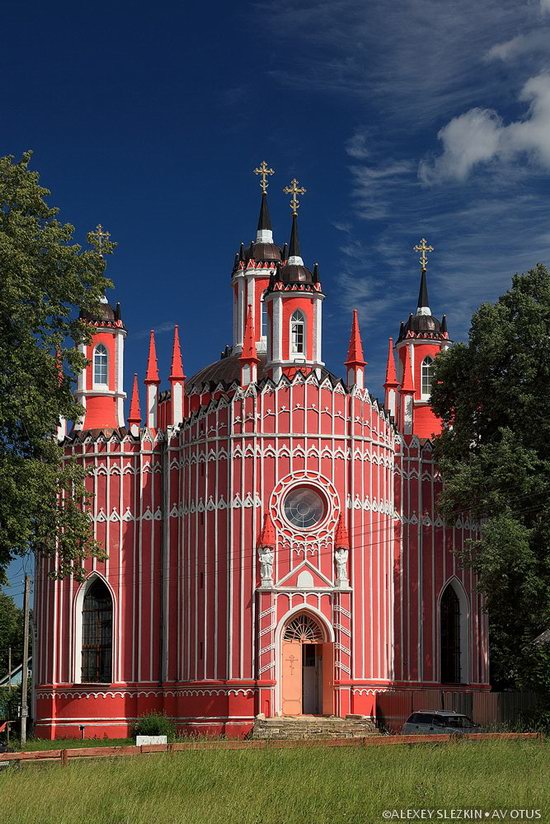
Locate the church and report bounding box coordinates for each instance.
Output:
[33,164,489,739]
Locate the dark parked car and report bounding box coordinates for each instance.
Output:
[402,710,480,735]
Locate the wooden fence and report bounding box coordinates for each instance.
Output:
[376,690,540,732]
[0,732,542,768]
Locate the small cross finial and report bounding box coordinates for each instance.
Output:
[254,160,275,194]
[413,237,434,272]
[88,224,111,255]
[283,177,306,216]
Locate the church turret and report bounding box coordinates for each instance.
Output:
[264,178,324,382]
[395,238,450,439]
[144,330,160,429]
[232,162,282,357]
[74,225,126,433]
[169,325,186,426]
[344,309,366,389]
[128,373,141,436]
[384,338,398,418]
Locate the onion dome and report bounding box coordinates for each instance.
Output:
[397,239,448,342]
[80,296,124,328]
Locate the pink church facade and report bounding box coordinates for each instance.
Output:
[33,181,489,739]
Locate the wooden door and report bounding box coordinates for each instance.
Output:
[282,640,302,716]
[321,642,334,716]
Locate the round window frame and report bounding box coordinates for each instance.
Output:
[281,485,328,533]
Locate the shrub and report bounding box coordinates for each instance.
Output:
[132,712,176,741]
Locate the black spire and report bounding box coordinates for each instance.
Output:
[257,193,272,232]
[312,262,319,284]
[441,314,448,334]
[289,213,301,258]
[417,268,430,310]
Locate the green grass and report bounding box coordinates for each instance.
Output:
[11,737,133,751]
[0,740,548,824]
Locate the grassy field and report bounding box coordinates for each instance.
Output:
[11,737,133,751]
[0,740,548,824]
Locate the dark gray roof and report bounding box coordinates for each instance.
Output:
[187,353,340,392]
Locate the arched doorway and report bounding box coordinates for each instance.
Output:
[281,613,333,716]
[440,584,461,684]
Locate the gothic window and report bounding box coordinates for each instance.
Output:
[81,579,112,683]
[421,356,434,398]
[94,344,108,386]
[290,310,305,355]
[261,297,268,338]
[283,486,325,529]
[440,584,461,684]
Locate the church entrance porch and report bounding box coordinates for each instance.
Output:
[280,613,333,717]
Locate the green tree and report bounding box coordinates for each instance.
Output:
[431,263,550,691]
[0,152,112,579]
[0,588,25,678]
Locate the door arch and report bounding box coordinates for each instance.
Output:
[279,610,334,717]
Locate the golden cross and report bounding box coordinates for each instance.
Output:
[88,224,111,255]
[254,160,275,194]
[413,238,434,271]
[283,177,306,216]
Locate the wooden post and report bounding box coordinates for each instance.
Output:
[61,748,69,767]
[7,647,11,687]
[20,575,31,748]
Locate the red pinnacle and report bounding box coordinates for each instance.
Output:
[144,330,160,384]
[334,514,350,549]
[258,513,276,547]
[401,345,414,394]
[344,309,367,368]
[128,373,141,426]
[241,305,259,363]
[169,325,185,382]
[384,337,398,387]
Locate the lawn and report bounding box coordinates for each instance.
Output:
[0,740,548,824]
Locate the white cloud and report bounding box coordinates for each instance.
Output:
[420,73,550,183]
[542,0,550,13]
[259,0,530,124]
[346,131,370,159]
[485,29,550,62]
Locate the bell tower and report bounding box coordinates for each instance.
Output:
[232,162,282,357]
[395,238,449,438]
[74,226,126,432]
[264,178,324,382]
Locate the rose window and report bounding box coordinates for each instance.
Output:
[283,487,325,529]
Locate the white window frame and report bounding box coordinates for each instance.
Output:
[93,344,109,387]
[290,310,306,357]
[421,356,434,399]
[261,295,268,339]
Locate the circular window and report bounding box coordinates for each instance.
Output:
[283,487,326,530]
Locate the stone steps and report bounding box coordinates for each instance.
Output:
[250,715,379,740]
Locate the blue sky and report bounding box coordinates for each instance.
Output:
[4,0,550,598]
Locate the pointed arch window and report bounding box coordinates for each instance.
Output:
[291,310,305,356]
[81,579,113,683]
[94,344,108,386]
[421,356,434,398]
[440,584,461,684]
[261,296,268,339]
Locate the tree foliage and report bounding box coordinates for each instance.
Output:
[0,152,113,579]
[0,588,25,679]
[431,264,550,690]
